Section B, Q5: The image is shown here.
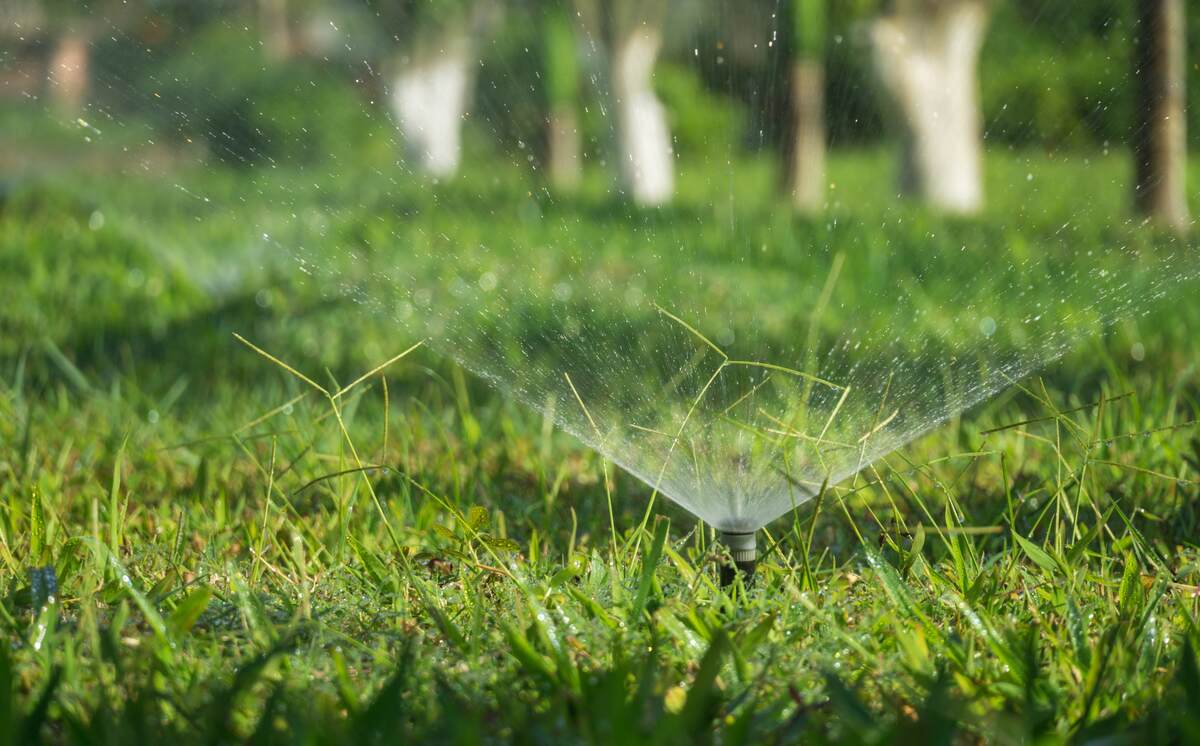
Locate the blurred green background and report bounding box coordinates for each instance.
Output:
[3,0,1200,743]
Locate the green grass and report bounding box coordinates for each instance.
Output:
[2,143,1200,743]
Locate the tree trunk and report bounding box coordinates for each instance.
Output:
[47,31,90,111]
[609,24,673,206]
[1133,0,1189,232]
[390,31,474,178]
[547,106,582,188]
[542,7,582,189]
[259,0,294,61]
[782,0,826,212]
[869,1,987,214]
[783,59,825,212]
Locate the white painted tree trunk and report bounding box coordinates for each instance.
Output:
[610,25,673,206]
[390,31,473,178]
[870,1,987,214]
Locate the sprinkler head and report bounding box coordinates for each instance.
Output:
[718,530,757,588]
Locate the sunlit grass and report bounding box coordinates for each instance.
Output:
[2,150,1200,742]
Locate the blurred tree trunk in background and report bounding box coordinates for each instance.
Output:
[782,0,825,213]
[542,6,582,190]
[389,23,476,178]
[610,4,673,205]
[1133,0,1189,233]
[47,30,90,111]
[580,0,673,206]
[869,0,987,214]
[259,0,295,61]
[43,1,143,112]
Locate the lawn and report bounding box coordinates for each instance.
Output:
[2,141,1200,743]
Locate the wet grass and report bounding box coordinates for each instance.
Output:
[2,151,1200,744]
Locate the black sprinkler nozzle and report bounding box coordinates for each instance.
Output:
[718,530,757,588]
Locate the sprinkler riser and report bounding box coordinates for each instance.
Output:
[718,530,757,587]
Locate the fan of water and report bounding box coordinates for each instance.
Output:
[5,0,1196,539]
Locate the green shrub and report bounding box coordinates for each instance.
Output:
[655,62,743,158]
[148,25,387,166]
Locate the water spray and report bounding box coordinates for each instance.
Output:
[718,530,757,587]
